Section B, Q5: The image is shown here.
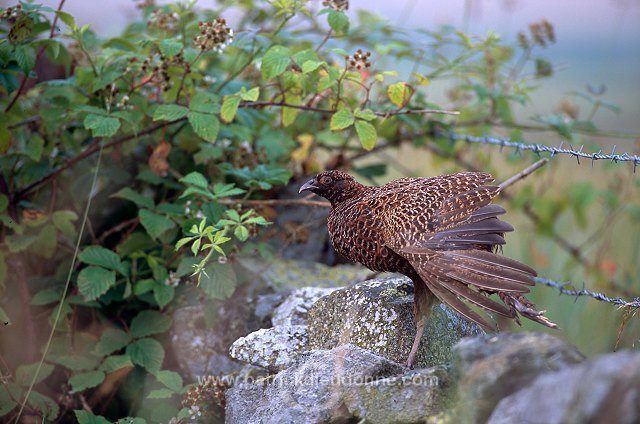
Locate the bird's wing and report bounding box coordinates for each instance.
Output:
[378,173,543,330]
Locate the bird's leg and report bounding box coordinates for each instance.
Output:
[406,315,426,368]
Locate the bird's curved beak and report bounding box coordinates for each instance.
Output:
[299,178,318,193]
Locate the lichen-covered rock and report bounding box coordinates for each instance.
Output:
[271,287,338,326]
[225,344,405,424]
[307,276,483,368]
[229,325,308,371]
[452,332,585,424]
[236,257,370,290]
[488,350,640,424]
[172,304,252,381]
[345,365,451,424]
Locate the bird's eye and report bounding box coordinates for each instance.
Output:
[320,175,333,184]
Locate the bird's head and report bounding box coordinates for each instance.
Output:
[298,170,361,204]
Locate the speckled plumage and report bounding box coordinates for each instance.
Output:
[300,170,556,367]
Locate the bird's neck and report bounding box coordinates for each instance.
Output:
[326,182,369,206]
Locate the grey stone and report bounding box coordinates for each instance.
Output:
[308,276,483,368]
[271,286,338,327]
[225,344,404,424]
[171,305,249,381]
[229,325,308,371]
[488,350,640,424]
[236,257,370,290]
[345,365,451,424]
[452,332,585,424]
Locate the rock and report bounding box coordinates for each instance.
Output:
[451,332,585,424]
[171,304,252,381]
[345,365,451,424]
[229,325,309,371]
[307,276,483,368]
[488,350,640,424]
[271,287,338,326]
[254,293,289,327]
[225,344,405,424]
[236,257,370,290]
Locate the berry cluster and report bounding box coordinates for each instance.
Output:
[1,4,22,20]
[345,49,371,71]
[194,18,233,53]
[518,19,555,49]
[140,50,189,91]
[322,0,349,11]
[147,9,180,32]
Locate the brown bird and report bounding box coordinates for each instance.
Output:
[299,170,556,367]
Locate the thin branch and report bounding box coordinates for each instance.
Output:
[16,120,182,199]
[218,197,329,208]
[239,101,459,116]
[499,158,548,191]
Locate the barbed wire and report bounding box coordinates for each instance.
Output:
[444,131,640,172]
[536,277,640,309]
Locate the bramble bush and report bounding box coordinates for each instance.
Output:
[0,0,638,422]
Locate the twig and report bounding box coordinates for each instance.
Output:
[239,101,459,116]
[218,197,329,208]
[499,158,548,191]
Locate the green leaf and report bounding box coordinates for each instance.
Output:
[147,388,176,399]
[49,354,100,371]
[95,328,132,356]
[126,338,165,373]
[0,384,19,416]
[31,287,63,306]
[159,39,182,58]
[220,95,241,123]
[330,108,354,130]
[154,283,175,309]
[16,362,54,386]
[25,135,44,161]
[130,310,172,338]
[52,210,78,237]
[139,209,175,239]
[301,60,323,74]
[155,370,183,392]
[327,10,349,34]
[261,45,291,80]
[354,121,377,150]
[189,91,219,113]
[32,223,57,258]
[153,104,188,121]
[100,355,134,373]
[70,370,105,393]
[179,171,209,188]
[75,410,112,424]
[354,108,377,122]
[77,266,116,301]
[79,246,122,271]
[84,114,121,137]
[200,261,237,299]
[56,10,77,30]
[282,94,300,127]
[234,225,249,241]
[111,187,154,209]
[239,86,260,101]
[188,111,219,142]
[14,45,36,73]
[387,82,409,107]
[27,391,59,420]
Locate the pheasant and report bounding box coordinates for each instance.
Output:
[299,170,556,367]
